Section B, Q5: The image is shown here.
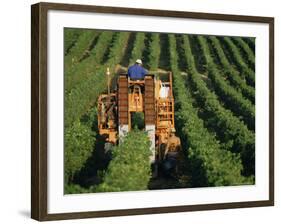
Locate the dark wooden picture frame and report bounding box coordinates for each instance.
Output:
[31,2,274,221]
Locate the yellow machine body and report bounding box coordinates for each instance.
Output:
[97,71,180,164]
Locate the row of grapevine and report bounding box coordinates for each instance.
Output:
[208,36,255,103]
[94,131,152,192]
[220,37,255,87]
[147,33,161,70]
[64,32,131,185]
[230,37,255,71]
[129,32,146,66]
[65,32,130,128]
[64,30,100,73]
[64,28,81,55]
[168,34,250,186]
[196,36,255,131]
[242,37,255,54]
[181,34,255,176]
[64,108,96,184]
[65,32,114,92]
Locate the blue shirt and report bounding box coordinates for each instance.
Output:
[128,64,147,80]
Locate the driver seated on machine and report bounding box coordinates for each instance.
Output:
[128,59,148,80]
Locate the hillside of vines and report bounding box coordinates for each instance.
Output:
[64,28,255,193]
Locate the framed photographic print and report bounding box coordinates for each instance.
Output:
[31,2,274,221]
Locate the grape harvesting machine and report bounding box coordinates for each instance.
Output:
[97,68,181,174]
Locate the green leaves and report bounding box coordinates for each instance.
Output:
[65,32,130,128]
[65,120,96,184]
[168,34,250,186]
[129,33,146,66]
[64,31,130,188]
[208,36,255,103]
[231,37,255,70]
[182,35,255,177]
[147,33,161,70]
[95,131,152,192]
[65,31,114,92]
[197,36,255,130]
[220,37,255,87]
[65,30,100,73]
[64,28,81,55]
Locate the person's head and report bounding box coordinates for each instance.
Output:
[135,59,143,66]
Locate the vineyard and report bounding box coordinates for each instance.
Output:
[64,28,255,193]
